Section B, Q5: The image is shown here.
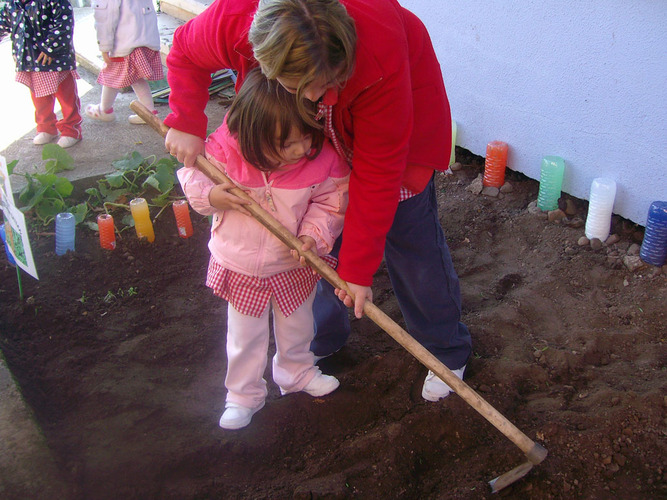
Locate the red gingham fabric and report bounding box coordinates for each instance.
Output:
[206,255,338,318]
[97,47,164,89]
[16,70,80,98]
[317,102,416,202]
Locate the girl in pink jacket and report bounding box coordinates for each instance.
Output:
[178,68,350,430]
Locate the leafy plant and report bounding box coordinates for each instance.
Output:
[11,145,88,225]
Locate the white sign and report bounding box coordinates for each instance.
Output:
[0,155,39,280]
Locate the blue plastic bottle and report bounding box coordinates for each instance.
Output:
[639,201,667,266]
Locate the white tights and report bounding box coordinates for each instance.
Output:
[100,79,154,112]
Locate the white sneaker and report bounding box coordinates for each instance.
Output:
[422,366,466,402]
[302,370,340,397]
[128,109,157,124]
[219,401,265,430]
[33,132,57,145]
[57,136,81,149]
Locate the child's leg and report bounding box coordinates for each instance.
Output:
[54,73,82,139]
[131,79,154,111]
[272,289,319,393]
[225,302,270,409]
[30,91,58,136]
[100,86,119,112]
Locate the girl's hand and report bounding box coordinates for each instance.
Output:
[36,52,53,65]
[208,180,251,215]
[335,283,373,319]
[102,51,111,64]
[165,128,205,168]
[290,236,317,270]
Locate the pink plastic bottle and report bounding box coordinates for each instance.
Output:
[97,214,116,250]
[172,200,194,238]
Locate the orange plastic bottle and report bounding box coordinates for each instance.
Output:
[172,200,194,238]
[482,141,509,188]
[97,214,116,250]
[129,198,155,243]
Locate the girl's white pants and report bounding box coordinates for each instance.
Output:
[224,289,318,409]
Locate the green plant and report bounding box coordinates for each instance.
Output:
[11,145,88,226]
[77,291,88,304]
[84,152,180,231]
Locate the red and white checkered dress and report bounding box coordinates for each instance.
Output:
[16,70,80,98]
[97,47,164,89]
[206,255,338,318]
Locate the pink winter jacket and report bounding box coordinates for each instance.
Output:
[177,122,350,279]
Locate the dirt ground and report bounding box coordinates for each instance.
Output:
[0,151,665,499]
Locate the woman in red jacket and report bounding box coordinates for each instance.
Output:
[165,0,472,401]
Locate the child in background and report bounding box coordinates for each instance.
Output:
[0,0,83,148]
[178,68,350,430]
[85,0,163,124]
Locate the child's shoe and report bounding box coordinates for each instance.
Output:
[421,366,466,402]
[57,136,81,149]
[128,109,158,124]
[219,401,265,430]
[85,104,115,122]
[302,370,340,397]
[33,132,57,145]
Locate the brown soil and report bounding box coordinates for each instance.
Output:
[0,154,665,499]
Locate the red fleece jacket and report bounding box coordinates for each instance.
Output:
[165,0,452,286]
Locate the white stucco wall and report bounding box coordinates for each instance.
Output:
[402,0,666,225]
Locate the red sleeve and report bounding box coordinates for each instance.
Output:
[163,0,258,138]
[336,62,413,286]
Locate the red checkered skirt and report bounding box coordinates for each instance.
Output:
[206,256,337,318]
[16,70,80,98]
[97,47,164,89]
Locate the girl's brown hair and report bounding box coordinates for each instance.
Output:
[249,0,357,126]
[226,68,324,172]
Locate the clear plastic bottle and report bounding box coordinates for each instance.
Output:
[537,156,565,211]
[129,198,155,243]
[584,178,616,241]
[639,201,667,267]
[172,200,194,238]
[482,141,508,188]
[97,214,116,250]
[55,212,76,255]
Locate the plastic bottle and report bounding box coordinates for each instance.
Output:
[0,223,17,265]
[172,200,194,238]
[129,198,155,243]
[55,212,76,255]
[482,141,508,188]
[537,156,565,211]
[449,120,457,166]
[639,201,667,267]
[584,178,616,241]
[97,214,116,250]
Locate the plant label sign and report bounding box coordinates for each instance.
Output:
[0,156,38,280]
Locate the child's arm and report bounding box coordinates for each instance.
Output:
[37,0,75,60]
[92,0,121,54]
[298,161,350,256]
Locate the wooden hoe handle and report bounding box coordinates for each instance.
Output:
[131,100,547,467]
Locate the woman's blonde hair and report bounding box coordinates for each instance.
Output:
[226,68,324,172]
[249,0,356,124]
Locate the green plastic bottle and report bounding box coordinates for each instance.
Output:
[537,156,565,211]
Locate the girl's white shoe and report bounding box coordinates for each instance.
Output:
[56,136,80,149]
[33,132,57,145]
[85,104,115,122]
[219,401,265,430]
[301,371,340,397]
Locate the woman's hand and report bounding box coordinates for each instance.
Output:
[208,179,252,215]
[165,128,205,168]
[290,236,318,271]
[335,283,373,319]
